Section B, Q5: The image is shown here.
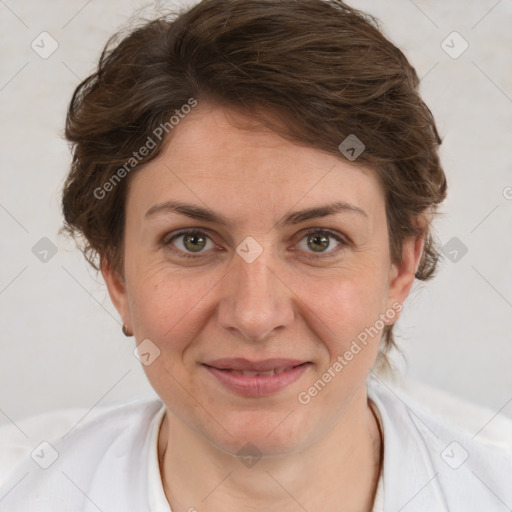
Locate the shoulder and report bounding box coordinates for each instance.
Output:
[0,398,165,511]
[368,375,512,512]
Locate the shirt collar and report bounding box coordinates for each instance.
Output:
[147,403,172,512]
[368,374,450,512]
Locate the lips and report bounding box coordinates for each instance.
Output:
[202,358,308,373]
[222,367,293,376]
[202,358,311,397]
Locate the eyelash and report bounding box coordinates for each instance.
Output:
[162,228,348,260]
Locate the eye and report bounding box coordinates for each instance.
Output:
[164,230,216,258]
[295,228,347,257]
[163,228,347,259]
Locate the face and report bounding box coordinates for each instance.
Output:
[103,104,422,456]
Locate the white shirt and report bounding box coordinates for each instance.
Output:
[1,376,510,511]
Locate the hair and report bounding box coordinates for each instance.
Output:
[61,0,447,368]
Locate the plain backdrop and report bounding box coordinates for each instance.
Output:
[1,0,511,427]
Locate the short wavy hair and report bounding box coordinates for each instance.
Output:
[61,0,447,367]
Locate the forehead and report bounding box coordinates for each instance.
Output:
[127,105,385,225]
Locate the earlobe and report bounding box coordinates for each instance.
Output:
[100,257,132,332]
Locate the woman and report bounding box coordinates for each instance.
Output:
[1,0,510,511]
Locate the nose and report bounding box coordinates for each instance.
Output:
[217,246,295,342]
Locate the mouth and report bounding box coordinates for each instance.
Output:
[213,366,300,376]
[201,358,311,397]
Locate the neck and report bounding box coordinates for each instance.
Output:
[158,385,382,512]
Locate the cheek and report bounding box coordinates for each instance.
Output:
[125,267,207,405]
[293,275,388,415]
[126,262,225,359]
[299,264,390,349]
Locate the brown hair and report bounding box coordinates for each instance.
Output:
[61,0,447,364]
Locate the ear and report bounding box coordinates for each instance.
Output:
[101,257,132,333]
[385,227,425,318]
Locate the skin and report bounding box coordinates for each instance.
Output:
[102,104,424,511]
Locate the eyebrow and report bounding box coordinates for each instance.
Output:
[144,200,367,227]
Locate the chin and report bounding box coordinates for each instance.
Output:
[208,409,315,458]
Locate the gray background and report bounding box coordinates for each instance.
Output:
[1,0,511,424]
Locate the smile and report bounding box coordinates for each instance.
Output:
[202,359,311,397]
[219,366,296,376]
